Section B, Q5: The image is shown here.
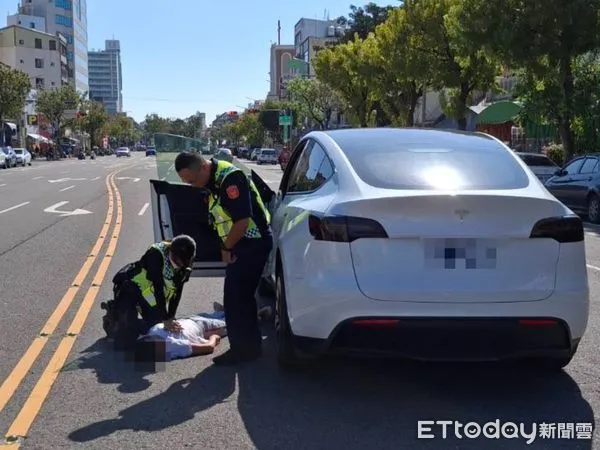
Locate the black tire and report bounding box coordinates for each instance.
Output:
[588,194,600,224]
[275,272,302,369]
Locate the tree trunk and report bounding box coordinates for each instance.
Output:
[457,83,470,131]
[558,56,575,161]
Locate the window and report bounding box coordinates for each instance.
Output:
[563,158,585,175]
[35,78,45,89]
[49,40,56,50]
[50,62,55,66]
[55,14,73,27]
[56,0,72,9]
[20,59,24,64]
[518,154,557,167]
[30,22,36,28]
[580,157,598,174]
[333,129,531,190]
[34,38,42,49]
[35,58,44,68]
[19,39,24,45]
[287,141,332,193]
[67,51,74,61]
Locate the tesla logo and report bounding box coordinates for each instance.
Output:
[454,209,469,221]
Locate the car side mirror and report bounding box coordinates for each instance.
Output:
[554,169,565,176]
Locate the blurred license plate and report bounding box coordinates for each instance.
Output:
[423,238,498,269]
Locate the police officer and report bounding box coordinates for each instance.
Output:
[174,151,272,365]
[111,235,196,348]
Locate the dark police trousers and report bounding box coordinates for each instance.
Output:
[224,238,272,353]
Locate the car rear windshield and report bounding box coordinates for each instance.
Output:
[261,150,275,155]
[13,149,23,154]
[335,131,530,190]
[518,154,556,167]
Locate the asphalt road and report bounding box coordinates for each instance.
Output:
[1,154,600,449]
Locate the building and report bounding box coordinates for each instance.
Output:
[17,0,88,92]
[267,44,294,101]
[7,13,46,31]
[88,40,123,115]
[211,111,238,129]
[293,18,345,77]
[0,25,67,89]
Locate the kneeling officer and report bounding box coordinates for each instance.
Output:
[109,234,197,348]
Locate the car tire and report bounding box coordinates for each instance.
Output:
[588,194,600,224]
[275,271,302,370]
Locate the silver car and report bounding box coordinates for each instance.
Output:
[516,152,559,183]
[215,148,233,163]
[13,148,32,166]
[115,147,131,157]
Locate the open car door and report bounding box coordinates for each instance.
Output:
[150,172,276,278]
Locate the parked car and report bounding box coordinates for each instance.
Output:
[0,149,6,169]
[13,148,32,166]
[1,147,17,168]
[256,148,278,165]
[214,148,233,163]
[545,153,600,222]
[150,128,588,371]
[516,152,558,183]
[115,147,131,157]
[146,146,157,156]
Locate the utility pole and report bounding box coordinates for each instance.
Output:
[277,20,281,45]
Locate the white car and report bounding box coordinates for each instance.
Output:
[0,150,6,169]
[116,147,131,157]
[257,148,278,165]
[516,152,558,183]
[150,128,589,371]
[13,148,32,166]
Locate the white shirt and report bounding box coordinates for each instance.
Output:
[143,315,226,361]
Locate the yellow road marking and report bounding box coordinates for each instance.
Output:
[5,172,125,441]
[0,170,117,415]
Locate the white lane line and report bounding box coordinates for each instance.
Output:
[0,201,30,215]
[32,176,43,180]
[138,202,149,216]
[0,184,5,187]
[59,185,75,192]
[90,176,100,181]
[587,264,600,271]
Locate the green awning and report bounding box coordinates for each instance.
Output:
[474,101,522,125]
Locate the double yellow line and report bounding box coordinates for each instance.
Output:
[1,169,125,448]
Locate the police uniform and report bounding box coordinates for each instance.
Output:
[117,241,186,337]
[207,159,272,360]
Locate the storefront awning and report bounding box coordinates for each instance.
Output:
[473,101,522,125]
[27,133,50,143]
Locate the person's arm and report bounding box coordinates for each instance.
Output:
[190,335,221,356]
[219,171,252,250]
[140,247,168,320]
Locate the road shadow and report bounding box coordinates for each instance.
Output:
[585,223,600,239]
[61,338,155,394]
[68,330,594,449]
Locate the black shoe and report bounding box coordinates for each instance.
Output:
[212,348,261,366]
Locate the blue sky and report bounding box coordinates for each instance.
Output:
[82,0,391,124]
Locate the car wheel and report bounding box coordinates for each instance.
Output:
[275,271,302,370]
[588,194,600,224]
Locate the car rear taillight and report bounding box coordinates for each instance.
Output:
[308,214,388,242]
[529,215,583,243]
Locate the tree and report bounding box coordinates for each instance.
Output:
[336,3,397,43]
[76,101,108,147]
[452,0,600,158]
[314,35,378,127]
[143,113,170,135]
[106,113,135,145]
[234,111,265,147]
[399,0,499,130]
[371,7,433,126]
[35,84,79,139]
[286,77,343,130]
[0,65,30,145]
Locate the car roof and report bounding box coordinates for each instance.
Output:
[516,152,550,157]
[321,127,498,143]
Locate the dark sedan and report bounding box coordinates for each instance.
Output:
[545,153,600,222]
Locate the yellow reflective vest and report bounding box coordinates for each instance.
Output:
[130,241,177,308]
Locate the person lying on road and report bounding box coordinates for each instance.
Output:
[134,312,227,362]
[103,234,197,350]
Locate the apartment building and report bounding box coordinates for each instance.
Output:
[294,18,345,77]
[0,25,68,89]
[88,40,123,115]
[267,44,294,101]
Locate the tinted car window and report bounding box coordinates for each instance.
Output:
[579,157,598,174]
[261,150,275,155]
[332,130,530,190]
[563,158,584,175]
[287,141,331,193]
[518,154,556,167]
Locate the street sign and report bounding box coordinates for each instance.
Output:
[279,115,292,126]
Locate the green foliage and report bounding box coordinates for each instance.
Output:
[143,113,170,135]
[286,77,343,129]
[76,101,108,146]
[335,3,397,43]
[544,143,565,166]
[0,65,30,123]
[106,114,138,144]
[35,84,79,137]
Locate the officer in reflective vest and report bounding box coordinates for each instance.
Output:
[175,151,272,366]
[115,235,197,344]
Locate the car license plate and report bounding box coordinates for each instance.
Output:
[423,238,498,269]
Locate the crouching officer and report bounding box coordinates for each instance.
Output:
[175,151,272,366]
[110,234,197,349]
